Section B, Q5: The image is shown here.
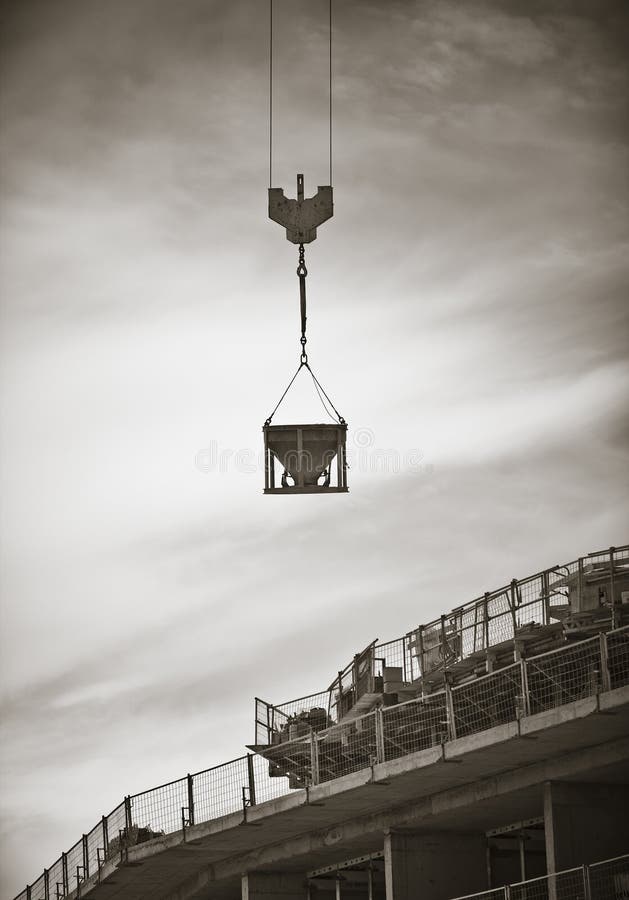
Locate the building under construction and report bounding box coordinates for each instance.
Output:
[14,543,629,900]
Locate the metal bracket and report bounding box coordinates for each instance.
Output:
[269,174,333,243]
[305,785,325,806]
[239,786,262,825]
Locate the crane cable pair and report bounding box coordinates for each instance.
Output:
[264,0,345,428]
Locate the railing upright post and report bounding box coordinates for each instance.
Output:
[82,833,89,878]
[62,852,68,895]
[246,755,256,808]
[520,657,531,718]
[188,772,196,823]
[541,570,550,625]
[510,580,518,642]
[402,633,409,684]
[26,886,31,900]
[375,709,385,764]
[599,632,611,693]
[101,815,109,859]
[417,625,425,678]
[445,675,457,741]
[609,546,616,629]
[583,863,592,900]
[44,869,50,900]
[124,795,133,834]
[310,730,320,785]
[483,593,490,654]
[578,557,584,609]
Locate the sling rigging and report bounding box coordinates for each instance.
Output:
[263,0,348,495]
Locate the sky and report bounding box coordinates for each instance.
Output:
[0,0,628,894]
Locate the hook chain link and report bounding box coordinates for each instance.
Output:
[297,243,308,363]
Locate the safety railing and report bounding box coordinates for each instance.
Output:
[256,545,629,743]
[14,572,629,899]
[450,852,629,900]
[252,626,629,787]
[14,758,297,900]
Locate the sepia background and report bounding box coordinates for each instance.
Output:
[1,0,628,894]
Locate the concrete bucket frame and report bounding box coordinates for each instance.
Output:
[263,423,348,494]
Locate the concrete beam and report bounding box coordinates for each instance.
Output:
[543,781,629,872]
[242,872,307,900]
[210,738,629,883]
[384,831,486,900]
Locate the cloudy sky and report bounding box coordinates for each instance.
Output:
[1,0,628,893]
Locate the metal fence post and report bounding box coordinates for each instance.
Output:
[510,579,518,641]
[26,887,31,900]
[61,853,68,895]
[310,730,320,785]
[187,772,196,824]
[44,869,50,900]
[541,570,550,625]
[375,709,385,764]
[82,834,89,878]
[520,658,531,717]
[445,676,457,741]
[417,625,425,678]
[609,546,616,629]
[402,633,409,684]
[583,863,592,900]
[124,795,133,833]
[483,593,490,653]
[101,815,109,859]
[246,755,256,808]
[599,632,611,693]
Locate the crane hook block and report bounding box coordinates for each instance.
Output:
[268,174,333,244]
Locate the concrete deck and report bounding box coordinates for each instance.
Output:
[65,685,629,900]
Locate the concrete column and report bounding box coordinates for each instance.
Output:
[543,781,629,873]
[384,831,487,900]
[242,871,307,900]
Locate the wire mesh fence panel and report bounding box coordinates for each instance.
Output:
[330,664,357,722]
[130,777,188,837]
[65,840,84,895]
[29,873,46,900]
[606,626,629,690]
[487,589,517,646]
[85,819,105,878]
[250,751,299,805]
[375,636,412,682]
[382,693,447,760]
[193,756,250,822]
[271,691,334,744]
[452,664,523,738]
[104,802,126,861]
[510,866,587,900]
[589,853,629,899]
[455,601,487,658]
[255,698,273,744]
[526,637,601,714]
[516,574,548,628]
[316,712,377,784]
[47,857,64,899]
